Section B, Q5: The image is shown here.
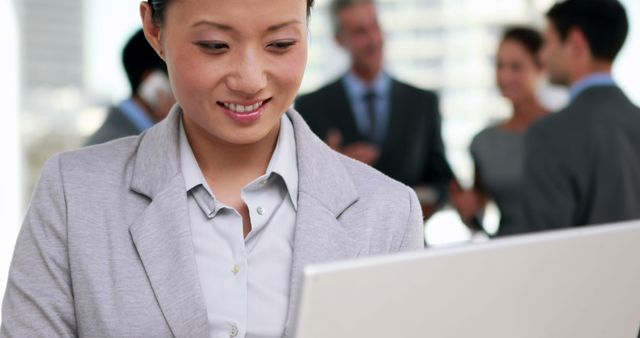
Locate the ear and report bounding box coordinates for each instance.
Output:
[566,27,590,59]
[140,1,165,60]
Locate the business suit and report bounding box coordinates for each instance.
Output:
[521,85,640,231]
[1,107,424,337]
[85,105,141,146]
[295,76,453,204]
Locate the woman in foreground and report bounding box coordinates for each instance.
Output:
[1,0,423,336]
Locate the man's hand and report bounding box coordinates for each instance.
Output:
[449,181,484,232]
[449,181,481,221]
[326,129,379,165]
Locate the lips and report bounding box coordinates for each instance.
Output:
[222,100,264,113]
[217,98,272,123]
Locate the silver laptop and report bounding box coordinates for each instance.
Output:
[294,220,640,338]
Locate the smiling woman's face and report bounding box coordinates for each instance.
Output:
[142,0,308,147]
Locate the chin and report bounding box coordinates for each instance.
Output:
[220,131,268,146]
[227,122,279,145]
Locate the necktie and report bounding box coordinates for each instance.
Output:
[363,90,377,143]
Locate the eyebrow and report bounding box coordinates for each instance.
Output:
[267,20,302,32]
[191,20,302,32]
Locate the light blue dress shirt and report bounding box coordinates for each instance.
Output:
[179,114,298,338]
[342,71,392,145]
[570,73,617,101]
[118,98,155,132]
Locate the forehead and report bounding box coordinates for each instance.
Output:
[166,0,307,30]
[339,2,377,25]
[499,39,528,55]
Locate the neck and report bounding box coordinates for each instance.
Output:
[570,60,612,87]
[352,64,381,84]
[185,118,280,192]
[504,95,548,132]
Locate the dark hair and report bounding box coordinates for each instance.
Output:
[546,0,628,61]
[501,26,543,67]
[148,0,316,25]
[329,0,373,34]
[122,29,167,94]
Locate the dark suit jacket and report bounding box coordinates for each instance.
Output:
[85,105,140,146]
[521,86,640,231]
[295,76,454,205]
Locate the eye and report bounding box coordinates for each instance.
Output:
[511,63,524,72]
[194,41,229,54]
[267,40,297,53]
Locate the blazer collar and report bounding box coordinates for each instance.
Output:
[131,105,359,210]
[128,106,209,337]
[288,107,359,215]
[129,106,361,337]
[130,105,183,199]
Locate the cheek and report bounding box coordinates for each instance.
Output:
[497,69,515,86]
[353,37,369,51]
[525,71,540,86]
[496,66,507,80]
[541,46,553,62]
[272,48,307,95]
[167,50,220,107]
[512,71,528,86]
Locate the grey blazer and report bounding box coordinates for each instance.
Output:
[1,107,424,337]
[520,85,640,232]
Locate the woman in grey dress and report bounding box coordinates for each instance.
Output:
[451,27,549,236]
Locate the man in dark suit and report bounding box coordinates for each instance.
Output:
[296,0,453,215]
[521,0,640,231]
[86,29,174,146]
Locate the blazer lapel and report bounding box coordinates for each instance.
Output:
[283,109,362,336]
[128,107,209,338]
[127,107,362,337]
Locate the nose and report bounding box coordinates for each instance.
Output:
[226,48,268,96]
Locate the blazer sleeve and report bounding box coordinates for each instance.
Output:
[1,154,77,337]
[398,187,426,250]
[520,129,575,232]
[421,93,454,206]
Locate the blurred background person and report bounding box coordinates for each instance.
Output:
[451,26,548,236]
[85,28,174,146]
[296,0,453,217]
[522,0,640,231]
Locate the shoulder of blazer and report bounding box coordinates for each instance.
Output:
[61,134,142,191]
[530,86,640,146]
[528,86,615,139]
[336,150,410,199]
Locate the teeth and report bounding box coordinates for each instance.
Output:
[223,100,264,113]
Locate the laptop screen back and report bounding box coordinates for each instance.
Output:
[294,221,640,338]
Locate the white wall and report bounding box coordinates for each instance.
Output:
[0,0,21,322]
[85,0,146,103]
[614,0,640,105]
